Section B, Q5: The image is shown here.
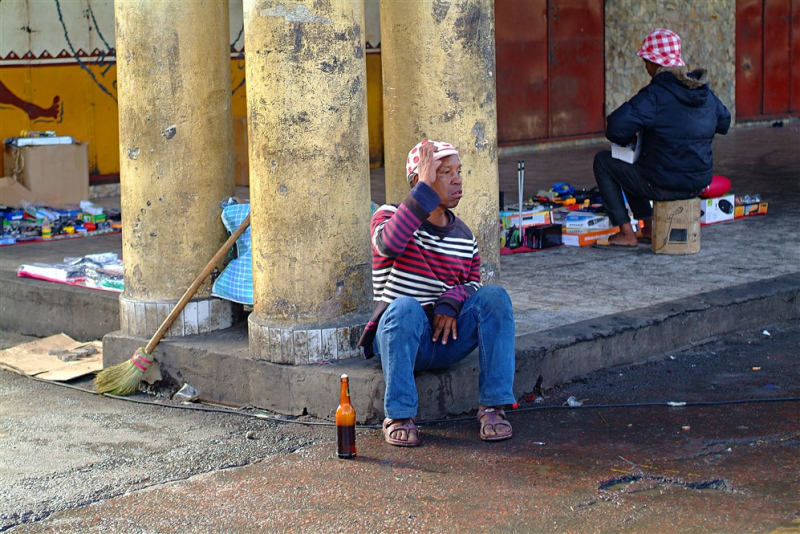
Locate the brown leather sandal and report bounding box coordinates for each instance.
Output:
[477,407,513,442]
[382,418,421,447]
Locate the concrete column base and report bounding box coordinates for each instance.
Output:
[248,313,368,365]
[120,296,238,338]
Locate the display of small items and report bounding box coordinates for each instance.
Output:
[533,183,604,209]
[500,181,603,250]
[0,205,121,245]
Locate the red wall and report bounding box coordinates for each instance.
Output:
[736,0,800,120]
[495,0,604,144]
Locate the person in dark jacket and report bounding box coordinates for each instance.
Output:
[593,28,731,249]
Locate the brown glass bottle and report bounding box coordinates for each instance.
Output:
[336,374,357,459]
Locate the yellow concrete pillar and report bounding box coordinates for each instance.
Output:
[381,0,500,282]
[243,0,372,363]
[116,0,236,337]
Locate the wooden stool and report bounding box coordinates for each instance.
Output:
[651,199,700,254]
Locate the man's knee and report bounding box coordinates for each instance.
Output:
[593,150,613,175]
[378,297,426,353]
[385,296,425,320]
[475,285,512,309]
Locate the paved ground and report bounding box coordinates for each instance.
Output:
[2,320,798,532]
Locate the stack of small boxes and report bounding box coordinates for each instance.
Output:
[499,206,562,251]
[700,194,768,225]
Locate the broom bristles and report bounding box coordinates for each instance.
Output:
[94,347,152,396]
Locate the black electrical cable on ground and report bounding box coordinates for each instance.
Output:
[3,363,799,431]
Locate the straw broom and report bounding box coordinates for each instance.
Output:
[94,214,250,395]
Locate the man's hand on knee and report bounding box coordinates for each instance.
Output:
[432,314,457,344]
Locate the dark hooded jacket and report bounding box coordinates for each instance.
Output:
[606,67,731,192]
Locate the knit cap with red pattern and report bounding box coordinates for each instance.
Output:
[406,140,459,183]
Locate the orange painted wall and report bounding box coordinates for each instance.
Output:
[1,53,385,184]
[0,62,119,179]
[0,0,384,184]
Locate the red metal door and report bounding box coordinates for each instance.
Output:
[736,0,764,119]
[496,0,549,142]
[763,0,792,114]
[791,0,800,112]
[547,0,605,138]
[495,0,604,144]
[736,0,800,119]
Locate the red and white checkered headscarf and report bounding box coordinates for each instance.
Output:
[406,140,459,183]
[637,28,684,68]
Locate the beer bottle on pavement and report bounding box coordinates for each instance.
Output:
[336,374,357,459]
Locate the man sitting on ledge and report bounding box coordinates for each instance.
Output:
[358,140,516,447]
[593,27,731,249]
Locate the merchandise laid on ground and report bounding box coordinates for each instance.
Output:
[2,184,769,297]
[0,200,121,246]
[499,178,767,255]
[699,193,768,225]
[2,131,122,246]
[16,252,124,292]
[0,156,769,299]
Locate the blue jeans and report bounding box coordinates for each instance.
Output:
[374,285,516,420]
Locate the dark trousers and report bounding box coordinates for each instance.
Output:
[593,150,699,227]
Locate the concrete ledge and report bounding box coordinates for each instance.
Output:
[102,273,800,423]
[513,272,800,395]
[0,271,120,341]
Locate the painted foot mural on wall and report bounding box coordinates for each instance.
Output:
[0,80,62,122]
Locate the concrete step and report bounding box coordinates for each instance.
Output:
[102,272,800,422]
[0,271,120,341]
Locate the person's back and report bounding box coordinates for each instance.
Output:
[607,66,730,192]
[591,28,731,250]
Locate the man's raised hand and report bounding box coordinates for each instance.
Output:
[417,141,446,201]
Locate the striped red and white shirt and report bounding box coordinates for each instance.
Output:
[359,182,481,358]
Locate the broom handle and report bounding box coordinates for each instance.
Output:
[144,214,251,354]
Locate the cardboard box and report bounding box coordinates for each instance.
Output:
[652,199,700,255]
[0,177,37,207]
[81,212,106,224]
[734,202,768,219]
[699,194,735,225]
[565,211,610,230]
[2,143,89,207]
[500,208,552,230]
[523,224,562,249]
[550,207,571,225]
[561,226,620,247]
